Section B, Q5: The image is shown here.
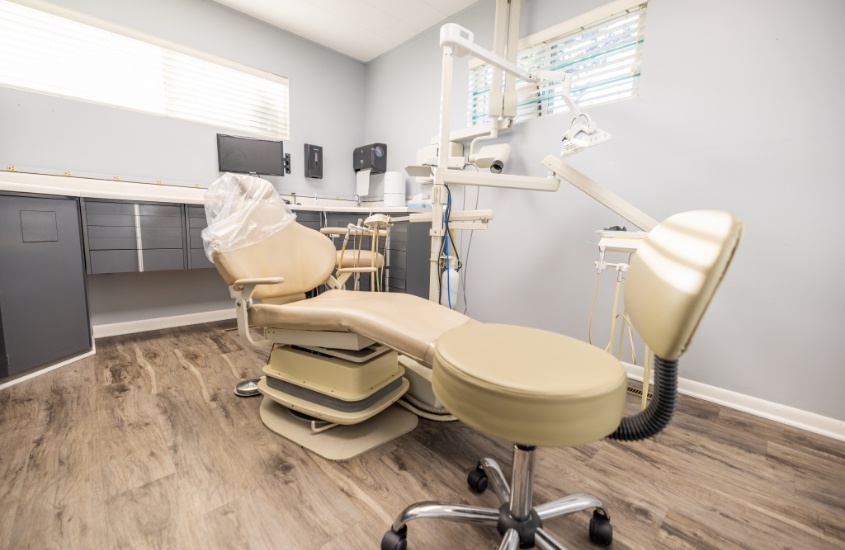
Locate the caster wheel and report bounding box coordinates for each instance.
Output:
[467,466,489,494]
[381,526,408,550]
[589,509,613,546]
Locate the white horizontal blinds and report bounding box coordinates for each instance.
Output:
[0,0,289,140]
[468,64,493,126]
[524,5,646,123]
[0,2,166,113]
[163,51,290,139]
[468,2,647,127]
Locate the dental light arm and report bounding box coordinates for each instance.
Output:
[441,24,611,159]
[542,156,658,231]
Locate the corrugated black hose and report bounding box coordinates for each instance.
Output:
[608,355,678,441]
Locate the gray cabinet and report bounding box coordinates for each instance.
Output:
[83,199,187,274]
[324,212,382,291]
[322,211,429,298]
[79,200,429,294]
[187,205,214,269]
[0,194,91,377]
[384,220,430,298]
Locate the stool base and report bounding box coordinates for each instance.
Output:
[382,444,613,549]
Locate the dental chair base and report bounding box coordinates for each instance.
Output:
[258,344,409,426]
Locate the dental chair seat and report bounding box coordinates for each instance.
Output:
[250,289,471,367]
[433,323,627,447]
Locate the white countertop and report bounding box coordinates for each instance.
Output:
[0,171,424,214]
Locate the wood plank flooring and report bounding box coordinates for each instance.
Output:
[1,321,843,549]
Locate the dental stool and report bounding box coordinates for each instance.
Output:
[382,324,627,550]
[382,210,743,549]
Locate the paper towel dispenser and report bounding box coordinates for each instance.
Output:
[353,143,386,174]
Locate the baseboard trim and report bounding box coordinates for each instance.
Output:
[624,363,845,442]
[92,309,236,338]
[0,344,97,391]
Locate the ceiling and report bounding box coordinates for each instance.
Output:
[209,0,482,63]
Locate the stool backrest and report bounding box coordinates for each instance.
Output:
[624,210,743,360]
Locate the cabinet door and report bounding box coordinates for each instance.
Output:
[0,194,91,377]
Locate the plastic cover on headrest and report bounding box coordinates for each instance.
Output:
[201,173,296,261]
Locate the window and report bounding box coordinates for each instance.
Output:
[468,0,647,127]
[0,0,289,140]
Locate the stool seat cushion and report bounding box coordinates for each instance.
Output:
[433,324,628,448]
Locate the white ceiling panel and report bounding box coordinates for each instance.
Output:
[209,0,483,62]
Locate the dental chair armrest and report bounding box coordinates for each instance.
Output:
[229,277,285,349]
[232,276,285,289]
[230,277,285,300]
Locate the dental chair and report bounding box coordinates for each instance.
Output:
[205,176,741,547]
[203,173,473,448]
[380,209,742,549]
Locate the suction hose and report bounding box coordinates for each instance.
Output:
[608,355,678,441]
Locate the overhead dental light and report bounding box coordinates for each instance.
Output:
[555,71,613,157]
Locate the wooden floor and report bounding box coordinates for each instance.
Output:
[1,321,843,550]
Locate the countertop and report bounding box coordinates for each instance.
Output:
[0,171,423,213]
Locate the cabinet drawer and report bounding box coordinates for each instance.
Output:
[87,225,136,239]
[90,250,139,273]
[139,204,182,217]
[295,211,321,223]
[143,249,185,271]
[139,215,183,229]
[386,239,407,252]
[386,249,406,267]
[88,237,138,250]
[390,222,408,236]
[188,216,208,230]
[189,227,205,248]
[86,213,136,227]
[85,200,134,215]
[385,266,406,281]
[190,248,214,269]
[386,277,406,291]
[141,237,184,249]
[187,206,206,218]
[140,226,184,249]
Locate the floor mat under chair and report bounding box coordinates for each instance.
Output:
[258,397,418,461]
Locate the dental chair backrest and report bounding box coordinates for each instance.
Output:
[211,205,337,301]
[624,210,743,360]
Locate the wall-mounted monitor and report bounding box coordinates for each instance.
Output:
[217,133,289,176]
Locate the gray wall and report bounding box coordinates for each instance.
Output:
[0,0,368,327]
[364,0,845,421]
[0,0,366,198]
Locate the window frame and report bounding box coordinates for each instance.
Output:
[0,0,290,140]
[468,0,647,128]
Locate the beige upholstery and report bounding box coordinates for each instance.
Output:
[211,219,471,365]
[625,210,742,359]
[212,220,336,300]
[431,210,742,448]
[337,250,384,269]
[433,324,627,447]
[250,289,471,366]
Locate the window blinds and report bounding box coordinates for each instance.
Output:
[468,2,647,127]
[0,0,290,140]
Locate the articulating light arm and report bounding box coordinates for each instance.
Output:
[440,24,611,158]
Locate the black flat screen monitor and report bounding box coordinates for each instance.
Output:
[217,133,285,176]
